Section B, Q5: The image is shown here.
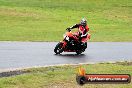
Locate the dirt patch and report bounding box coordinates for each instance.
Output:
[0,70,28,77]
[116,61,132,66]
[0,8,40,18]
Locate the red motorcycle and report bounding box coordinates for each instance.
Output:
[54,30,90,55]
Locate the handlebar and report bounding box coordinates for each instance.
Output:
[66,28,71,32]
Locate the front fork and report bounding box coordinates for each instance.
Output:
[60,41,67,49]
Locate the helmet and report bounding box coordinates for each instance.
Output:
[80,18,87,26]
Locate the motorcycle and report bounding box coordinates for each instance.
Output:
[54,29,90,55]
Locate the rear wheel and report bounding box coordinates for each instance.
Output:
[84,42,87,48]
[54,42,64,54]
[76,42,87,55]
[76,50,82,55]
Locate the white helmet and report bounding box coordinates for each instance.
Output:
[80,18,87,26]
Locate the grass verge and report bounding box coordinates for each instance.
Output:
[0,0,132,41]
[0,61,132,88]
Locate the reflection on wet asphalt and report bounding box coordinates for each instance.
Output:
[0,42,132,69]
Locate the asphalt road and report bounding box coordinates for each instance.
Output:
[0,42,132,69]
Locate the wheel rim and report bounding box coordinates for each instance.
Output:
[55,43,63,54]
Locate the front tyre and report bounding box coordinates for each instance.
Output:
[54,42,64,54]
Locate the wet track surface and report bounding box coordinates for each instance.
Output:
[0,42,132,69]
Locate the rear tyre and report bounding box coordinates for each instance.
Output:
[54,42,64,54]
[76,50,82,55]
[84,42,87,48]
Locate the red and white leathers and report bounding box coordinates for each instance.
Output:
[69,24,90,43]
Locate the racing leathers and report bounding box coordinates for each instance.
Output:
[68,23,90,43]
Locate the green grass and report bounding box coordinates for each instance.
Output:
[0,0,132,41]
[0,62,132,88]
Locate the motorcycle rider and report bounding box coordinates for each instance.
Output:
[66,18,90,48]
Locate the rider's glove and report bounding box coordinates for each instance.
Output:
[81,35,84,37]
[66,28,71,32]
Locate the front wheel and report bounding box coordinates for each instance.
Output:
[54,42,64,54]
